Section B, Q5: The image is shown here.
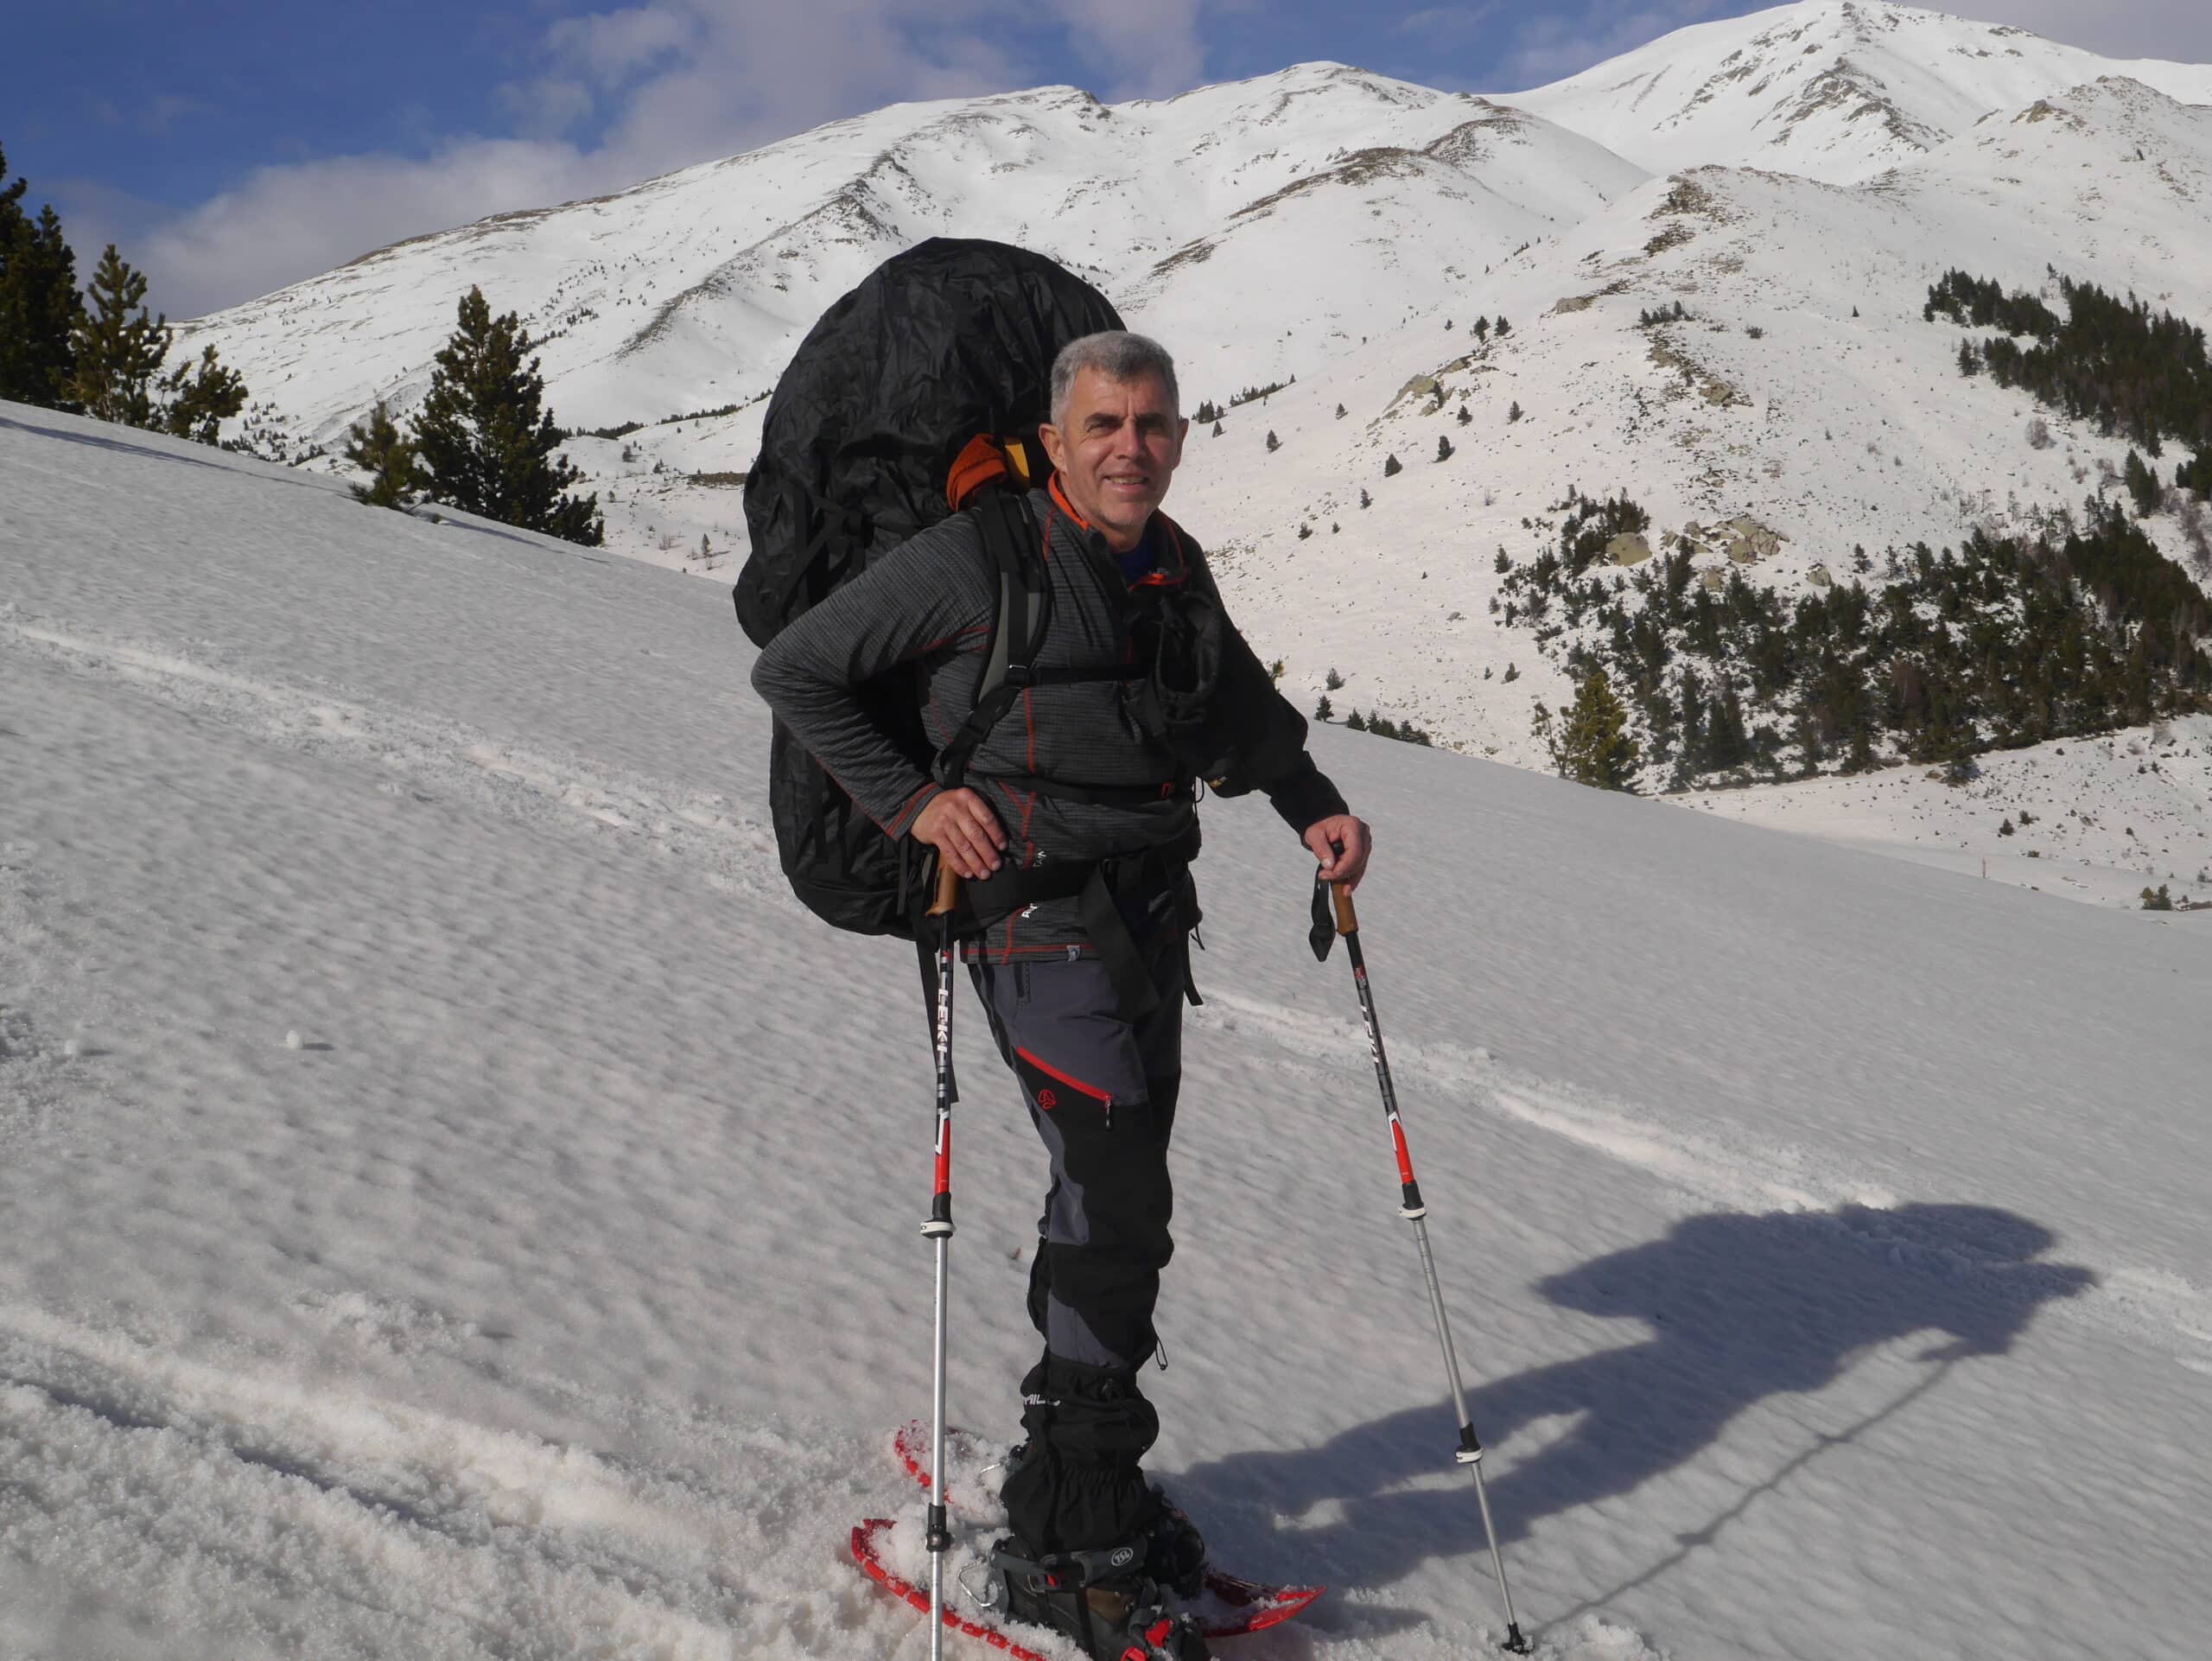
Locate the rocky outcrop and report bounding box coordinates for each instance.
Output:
[1606,531,1654,565]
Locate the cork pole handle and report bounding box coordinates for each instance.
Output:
[1332,881,1358,936]
[929,861,961,920]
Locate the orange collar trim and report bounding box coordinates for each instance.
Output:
[1047,473,1091,531]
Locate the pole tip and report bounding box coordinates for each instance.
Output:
[1502,1624,1530,1654]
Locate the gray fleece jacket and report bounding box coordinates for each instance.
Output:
[750,482,1345,960]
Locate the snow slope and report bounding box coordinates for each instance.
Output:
[6,404,2212,1660]
[1676,715,2212,910]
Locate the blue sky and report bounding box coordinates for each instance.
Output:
[5,1,2202,320]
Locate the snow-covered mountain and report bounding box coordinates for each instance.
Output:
[1515,0,2212,182]
[165,1,2212,784]
[6,400,2211,1661]
[177,67,1644,447]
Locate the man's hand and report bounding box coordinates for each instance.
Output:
[911,787,1007,881]
[1303,812,1373,891]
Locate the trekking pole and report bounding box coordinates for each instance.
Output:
[1320,880,1529,1655]
[922,861,959,1661]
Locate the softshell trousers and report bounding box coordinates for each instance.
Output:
[969,926,1186,1556]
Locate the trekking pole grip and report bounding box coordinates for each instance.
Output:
[929,861,960,919]
[1332,881,1358,936]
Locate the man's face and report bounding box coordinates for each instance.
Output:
[1039,366,1187,553]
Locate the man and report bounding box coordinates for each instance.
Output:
[752,331,1370,1661]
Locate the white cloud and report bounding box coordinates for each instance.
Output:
[126,0,1194,319]
[1047,0,1208,99]
[1494,3,1726,91]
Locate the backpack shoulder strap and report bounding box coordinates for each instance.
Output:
[934,491,1048,788]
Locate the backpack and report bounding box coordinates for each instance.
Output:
[735,238,1125,939]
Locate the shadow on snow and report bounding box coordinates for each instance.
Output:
[1177,1202,2094,1629]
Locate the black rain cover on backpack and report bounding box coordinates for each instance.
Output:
[737,238,1123,939]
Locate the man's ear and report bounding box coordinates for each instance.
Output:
[1038,421,1067,475]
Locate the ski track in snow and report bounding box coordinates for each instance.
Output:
[0,1295,1656,1661]
[0,1297,906,1661]
[0,613,785,904]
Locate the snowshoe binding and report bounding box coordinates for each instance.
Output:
[992,1535,1211,1661]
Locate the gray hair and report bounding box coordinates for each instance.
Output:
[1050,331,1180,429]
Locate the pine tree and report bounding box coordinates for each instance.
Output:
[1334,402,1346,419]
[1473,317,1490,342]
[413,286,602,545]
[1344,710,1368,731]
[1496,317,1512,336]
[1382,452,1402,477]
[1508,401,1523,423]
[1265,429,1280,452]
[1552,668,1641,790]
[64,245,168,426]
[1957,339,1981,377]
[1358,487,1372,508]
[1313,694,1333,722]
[157,345,247,444]
[0,145,82,407]
[1456,403,1471,426]
[343,399,427,508]
[2124,449,2162,517]
[1435,434,1453,462]
[1211,420,1224,437]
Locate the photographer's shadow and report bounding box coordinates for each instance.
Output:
[1183,1203,2094,1595]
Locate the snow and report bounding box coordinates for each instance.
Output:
[1675,716,2212,910]
[6,402,2212,1660]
